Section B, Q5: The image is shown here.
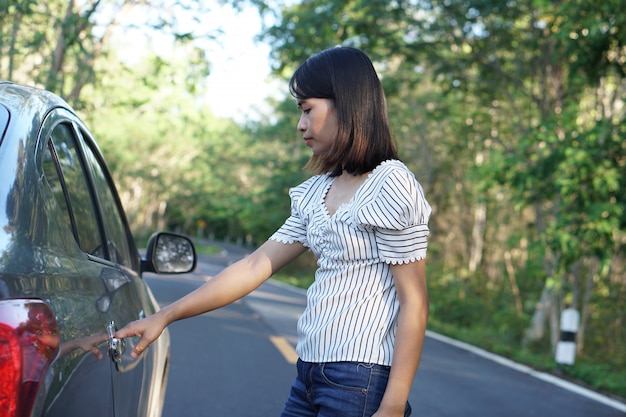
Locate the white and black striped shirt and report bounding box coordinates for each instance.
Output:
[270,160,431,366]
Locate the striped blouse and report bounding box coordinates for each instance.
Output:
[269,159,431,366]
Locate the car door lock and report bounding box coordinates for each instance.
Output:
[107,321,126,371]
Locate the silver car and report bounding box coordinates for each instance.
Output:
[0,81,196,417]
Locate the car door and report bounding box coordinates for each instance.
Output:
[71,123,154,417]
[41,112,149,417]
[38,117,116,417]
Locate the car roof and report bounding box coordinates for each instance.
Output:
[0,80,73,115]
[0,81,80,152]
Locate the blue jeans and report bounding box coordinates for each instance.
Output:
[281,359,412,417]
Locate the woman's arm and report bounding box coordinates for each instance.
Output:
[374,259,429,417]
[116,240,307,357]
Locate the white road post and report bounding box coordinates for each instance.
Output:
[555,307,580,366]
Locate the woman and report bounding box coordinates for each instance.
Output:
[116,46,431,417]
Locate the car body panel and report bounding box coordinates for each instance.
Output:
[0,81,186,417]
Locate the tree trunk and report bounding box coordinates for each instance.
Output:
[577,258,597,353]
[504,250,523,318]
[468,200,486,273]
[524,283,555,346]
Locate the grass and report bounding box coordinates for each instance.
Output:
[193,241,222,255]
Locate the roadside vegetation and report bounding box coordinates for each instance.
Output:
[271,257,626,400]
[3,0,625,401]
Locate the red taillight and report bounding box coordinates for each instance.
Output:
[0,300,60,417]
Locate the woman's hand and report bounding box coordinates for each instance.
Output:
[115,312,168,358]
[114,241,306,359]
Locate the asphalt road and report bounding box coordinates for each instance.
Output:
[143,251,626,417]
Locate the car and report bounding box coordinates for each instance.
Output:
[0,81,197,417]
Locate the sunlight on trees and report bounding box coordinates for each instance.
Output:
[1,0,624,397]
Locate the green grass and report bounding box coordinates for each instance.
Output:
[192,241,223,255]
[427,317,626,399]
[271,251,318,289]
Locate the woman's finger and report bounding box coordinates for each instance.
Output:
[115,320,143,339]
[115,318,164,358]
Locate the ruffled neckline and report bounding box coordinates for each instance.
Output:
[321,159,400,218]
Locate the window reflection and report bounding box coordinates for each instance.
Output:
[154,234,194,272]
[42,123,133,267]
[79,133,132,267]
[45,124,102,255]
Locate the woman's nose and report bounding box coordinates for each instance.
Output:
[297,115,306,132]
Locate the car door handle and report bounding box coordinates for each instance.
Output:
[106,321,126,371]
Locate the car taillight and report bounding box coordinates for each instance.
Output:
[0,299,59,417]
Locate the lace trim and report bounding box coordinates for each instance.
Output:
[323,160,401,220]
[320,176,334,218]
[367,158,398,178]
[382,254,427,265]
[269,235,308,247]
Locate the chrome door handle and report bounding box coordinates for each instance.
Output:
[107,321,126,371]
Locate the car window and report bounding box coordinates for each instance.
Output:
[41,141,72,233]
[43,123,104,257]
[77,129,132,267]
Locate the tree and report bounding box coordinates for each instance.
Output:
[0,0,222,107]
[261,0,626,365]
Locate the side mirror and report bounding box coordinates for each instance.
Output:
[142,232,197,274]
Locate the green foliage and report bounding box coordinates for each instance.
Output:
[4,0,625,400]
[558,362,626,399]
[263,0,625,399]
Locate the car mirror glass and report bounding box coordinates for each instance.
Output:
[152,233,196,273]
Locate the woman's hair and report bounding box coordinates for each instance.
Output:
[289,46,398,176]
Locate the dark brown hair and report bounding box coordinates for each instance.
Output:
[289,47,398,176]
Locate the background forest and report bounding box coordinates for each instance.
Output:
[2,0,624,399]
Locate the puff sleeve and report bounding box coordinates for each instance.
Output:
[269,176,321,247]
[354,162,431,264]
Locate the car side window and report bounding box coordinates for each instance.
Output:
[78,129,133,267]
[43,123,104,257]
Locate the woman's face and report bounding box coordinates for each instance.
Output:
[297,98,338,156]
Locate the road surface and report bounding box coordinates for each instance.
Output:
[142,250,626,416]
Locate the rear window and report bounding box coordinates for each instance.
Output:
[44,122,104,257]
